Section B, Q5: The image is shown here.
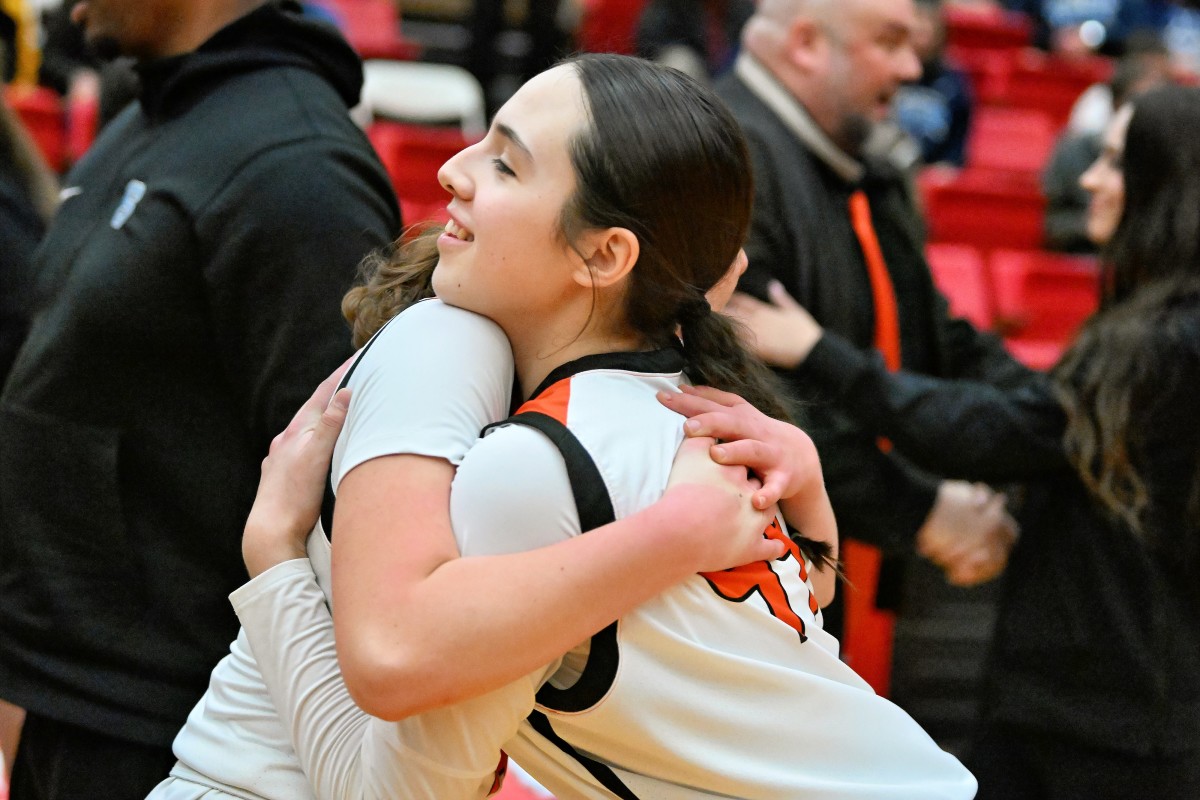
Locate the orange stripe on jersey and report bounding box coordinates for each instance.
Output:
[701,516,811,642]
[516,377,571,424]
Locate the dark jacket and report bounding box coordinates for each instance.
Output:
[635,0,755,77]
[0,142,44,390]
[0,1,399,746]
[716,65,1032,554]
[804,309,1200,755]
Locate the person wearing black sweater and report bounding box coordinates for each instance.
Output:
[0,2,399,798]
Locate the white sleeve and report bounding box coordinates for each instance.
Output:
[450,422,592,689]
[450,422,580,557]
[233,559,547,800]
[331,298,514,489]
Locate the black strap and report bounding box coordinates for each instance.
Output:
[321,318,393,540]
[494,411,622,712]
[527,711,641,800]
[489,412,615,532]
[495,411,640,799]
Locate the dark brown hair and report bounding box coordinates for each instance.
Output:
[1054,86,1200,586]
[564,53,792,422]
[342,225,441,348]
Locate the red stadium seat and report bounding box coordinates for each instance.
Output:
[921,169,1047,250]
[944,6,1032,54]
[989,249,1100,368]
[4,85,66,172]
[966,106,1057,175]
[1003,52,1113,128]
[367,121,470,227]
[577,0,647,55]
[947,46,1016,105]
[926,243,993,328]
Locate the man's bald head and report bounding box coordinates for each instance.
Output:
[740,0,920,156]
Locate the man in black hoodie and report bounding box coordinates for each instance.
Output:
[0,2,400,797]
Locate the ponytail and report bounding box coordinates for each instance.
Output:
[679,308,794,424]
[678,303,837,570]
[342,225,441,347]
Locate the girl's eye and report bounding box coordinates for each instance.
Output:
[492,158,515,177]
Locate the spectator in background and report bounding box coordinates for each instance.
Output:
[1000,0,1200,61]
[1044,36,1170,252]
[1162,0,1200,73]
[1002,0,1169,56]
[715,0,1023,746]
[893,0,974,167]
[38,0,139,127]
[635,0,755,81]
[1066,30,1171,136]
[0,1,399,798]
[728,84,1200,800]
[468,0,569,112]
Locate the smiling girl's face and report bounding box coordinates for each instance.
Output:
[432,65,589,336]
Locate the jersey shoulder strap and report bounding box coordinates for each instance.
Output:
[494,408,641,799]
[321,316,396,539]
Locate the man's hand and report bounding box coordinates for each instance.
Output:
[918,480,1019,587]
[723,281,824,369]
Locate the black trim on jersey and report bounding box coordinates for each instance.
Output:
[494,411,620,713]
[489,409,640,798]
[528,711,641,800]
[526,346,684,402]
[496,353,693,799]
[493,412,615,533]
[321,314,397,540]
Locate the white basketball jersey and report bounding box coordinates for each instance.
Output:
[490,348,977,800]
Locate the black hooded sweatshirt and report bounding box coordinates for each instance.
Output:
[0,1,398,746]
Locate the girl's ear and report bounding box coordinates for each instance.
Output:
[572,227,640,289]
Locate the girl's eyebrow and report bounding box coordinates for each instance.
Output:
[496,123,533,160]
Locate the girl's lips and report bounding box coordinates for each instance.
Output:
[444,214,474,242]
[437,230,470,250]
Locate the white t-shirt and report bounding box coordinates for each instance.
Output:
[154,299,519,800]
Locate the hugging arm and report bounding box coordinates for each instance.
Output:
[237,367,777,797]
[659,385,839,607]
[801,331,1069,483]
[330,437,777,721]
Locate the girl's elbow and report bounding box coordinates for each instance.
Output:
[339,648,460,721]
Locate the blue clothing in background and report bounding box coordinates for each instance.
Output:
[894,60,974,167]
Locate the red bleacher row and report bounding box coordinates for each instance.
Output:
[921,4,1106,369]
[5,1,1100,374]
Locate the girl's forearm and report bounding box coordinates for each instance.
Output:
[335,482,751,720]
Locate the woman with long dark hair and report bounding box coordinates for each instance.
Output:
[716,84,1200,799]
[150,54,974,800]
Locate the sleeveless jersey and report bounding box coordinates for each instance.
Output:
[484,348,976,800]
